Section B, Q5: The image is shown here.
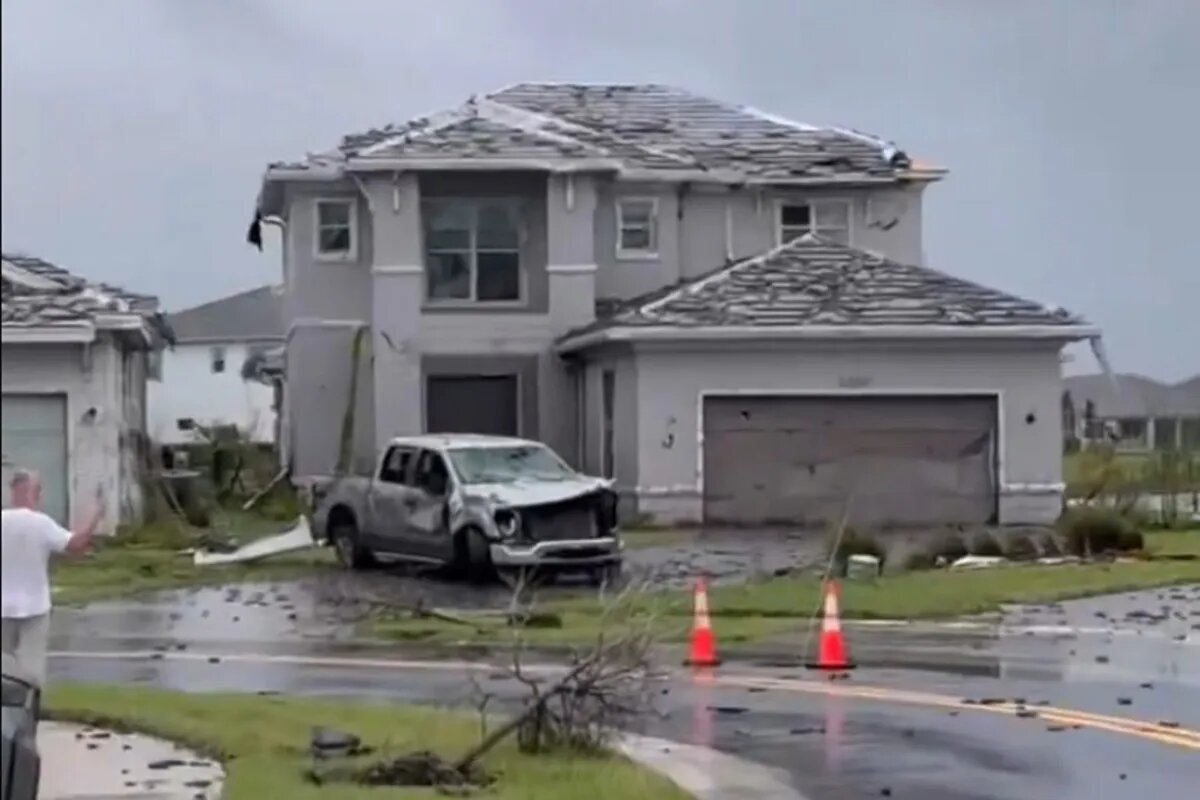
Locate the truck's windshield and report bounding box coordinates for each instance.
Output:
[447,445,575,484]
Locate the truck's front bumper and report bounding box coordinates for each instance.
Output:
[490,537,622,569]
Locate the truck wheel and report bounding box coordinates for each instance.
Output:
[455,527,494,584]
[329,510,375,570]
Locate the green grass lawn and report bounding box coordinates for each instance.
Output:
[45,684,688,800]
[52,510,336,606]
[372,530,1200,648]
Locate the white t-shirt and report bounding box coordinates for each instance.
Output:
[1,507,72,618]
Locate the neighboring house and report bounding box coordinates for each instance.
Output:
[1064,373,1200,452]
[1,253,169,526]
[248,83,1096,528]
[149,285,283,445]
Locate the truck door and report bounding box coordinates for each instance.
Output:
[365,444,418,554]
[407,449,454,560]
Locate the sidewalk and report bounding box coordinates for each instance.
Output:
[37,722,224,800]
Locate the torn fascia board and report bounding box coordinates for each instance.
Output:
[193,517,316,566]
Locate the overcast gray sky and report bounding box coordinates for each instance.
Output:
[2,0,1196,380]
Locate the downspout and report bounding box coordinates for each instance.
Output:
[676,183,687,278]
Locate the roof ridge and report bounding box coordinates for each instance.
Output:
[480,91,701,167]
[168,284,279,316]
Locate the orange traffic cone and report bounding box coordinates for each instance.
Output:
[806,580,855,672]
[683,577,721,667]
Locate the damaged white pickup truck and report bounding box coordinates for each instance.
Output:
[310,434,623,584]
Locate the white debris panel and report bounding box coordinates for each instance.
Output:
[193,516,316,566]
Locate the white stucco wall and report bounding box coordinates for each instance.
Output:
[627,340,1067,526]
[148,342,278,445]
[1,339,139,530]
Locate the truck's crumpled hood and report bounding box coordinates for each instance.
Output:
[464,475,613,508]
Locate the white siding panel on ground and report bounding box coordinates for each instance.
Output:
[1,394,69,523]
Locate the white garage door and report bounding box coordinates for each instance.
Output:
[1,394,69,524]
[703,395,998,527]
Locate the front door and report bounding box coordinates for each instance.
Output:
[407,449,454,561]
[365,445,418,553]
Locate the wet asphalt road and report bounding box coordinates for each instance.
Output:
[47,584,1200,799]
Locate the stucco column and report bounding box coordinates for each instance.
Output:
[368,173,425,444]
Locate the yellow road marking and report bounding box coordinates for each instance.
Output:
[713,674,1200,751]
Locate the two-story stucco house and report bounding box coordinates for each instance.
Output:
[148,285,283,446]
[249,83,1097,528]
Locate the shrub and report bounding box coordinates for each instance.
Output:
[968,531,1005,557]
[903,550,937,571]
[1038,532,1065,558]
[929,531,969,562]
[1117,529,1145,553]
[828,527,887,571]
[1002,534,1040,561]
[1058,507,1136,556]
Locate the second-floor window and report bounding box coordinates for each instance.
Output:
[778,200,851,245]
[314,198,357,259]
[616,198,658,257]
[424,199,522,303]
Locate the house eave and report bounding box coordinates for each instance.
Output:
[556,323,1101,354]
[1,323,96,344]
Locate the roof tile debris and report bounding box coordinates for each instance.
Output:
[2,253,165,337]
[269,83,914,181]
[569,235,1086,339]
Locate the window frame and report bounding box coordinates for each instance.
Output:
[615,196,660,260]
[312,197,359,262]
[422,198,525,306]
[775,198,853,246]
[378,445,416,485]
[209,345,227,374]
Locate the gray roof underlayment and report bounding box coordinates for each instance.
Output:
[166,285,283,344]
[261,82,936,184]
[559,235,1093,349]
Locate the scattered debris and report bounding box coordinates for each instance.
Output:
[193,517,315,566]
[950,555,1009,570]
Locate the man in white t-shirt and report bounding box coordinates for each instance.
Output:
[1,468,105,686]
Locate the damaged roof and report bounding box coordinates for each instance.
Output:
[560,236,1092,349]
[2,252,168,342]
[167,285,283,344]
[266,83,931,184]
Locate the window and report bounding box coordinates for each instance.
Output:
[617,198,658,257]
[778,200,851,245]
[601,368,615,479]
[314,198,357,259]
[424,200,522,302]
[1114,417,1148,450]
[209,346,226,374]
[447,444,574,485]
[379,446,415,484]
[413,449,451,495]
[146,350,163,382]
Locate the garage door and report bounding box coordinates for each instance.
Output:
[426,375,519,437]
[1,394,69,524]
[703,395,997,527]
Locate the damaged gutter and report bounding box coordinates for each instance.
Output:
[555,323,1103,354]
